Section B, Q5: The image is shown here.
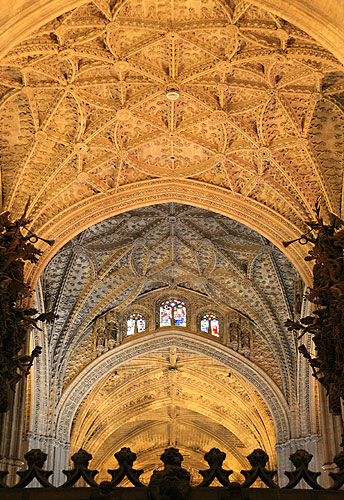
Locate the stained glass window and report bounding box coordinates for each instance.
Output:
[201,314,219,336]
[201,318,209,333]
[160,299,186,327]
[127,318,135,336]
[160,303,172,326]
[127,314,145,335]
[137,317,145,333]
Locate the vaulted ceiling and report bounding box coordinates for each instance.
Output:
[43,203,299,398]
[70,348,276,485]
[0,0,343,285]
[41,203,296,479]
[2,0,339,481]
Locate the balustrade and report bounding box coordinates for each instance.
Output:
[1,443,344,498]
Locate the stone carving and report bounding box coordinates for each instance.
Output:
[283,449,322,490]
[0,206,54,412]
[240,449,277,488]
[198,448,233,487]
[1,0,342,254]
[14,449,53,488]
[61,448,99,487]
[59,334,289,463]
[1,0,334,477]
[284,202,344,413]
[43,204,296,411]
[108,447,144,487]
[148,447,191,500]
[3,444,344,490]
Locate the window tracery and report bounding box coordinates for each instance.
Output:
[160,299,186,327]
[201,313,220,337]
[127,313,145,336]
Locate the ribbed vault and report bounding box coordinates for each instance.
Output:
[0,0,343,286]
[70,348,276,485]
[7,0,331,481]
[27,202,297,483]
[41,203,299,411]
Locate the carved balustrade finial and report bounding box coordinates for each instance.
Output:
[240,449,277,488]
[284,449,322,489]
[198,448,234,487]
[115,447,136,466]
[108,447,144,487]
[290,449,312,468]
[14,448,54,488]
[160,447,184,467]
[25,449,48,469]
[61,448,98,487]
[247,449,269,468]
[71,448,93,468]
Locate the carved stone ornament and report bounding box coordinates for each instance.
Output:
[240,449,277,488]
[3,445,344,490]
[107,447,144,487]
[61,448,99,487]
[198,448,233,487]
[148,447,191,500]
[14,449,54,488]
[284,449,322,489]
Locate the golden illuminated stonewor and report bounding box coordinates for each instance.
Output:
[71,350,276,485]
[0,0,343,489]
[0,0,343,289]
[31,204,296,485]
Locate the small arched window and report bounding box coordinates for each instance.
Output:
[160,299,186,327]
[127,313,145,336]
[201,313,219,337]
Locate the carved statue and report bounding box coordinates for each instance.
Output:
[240,330,251,349]
[229,323,239,344]
[105,320,118,341]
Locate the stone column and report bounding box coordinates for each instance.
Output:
[0,378,26,486]
[318,385,343,487]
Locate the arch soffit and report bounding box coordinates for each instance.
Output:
[72,366,275,449]
[0,0,344,64]
[86,416,268,470]
[29,181,313,289]
[55,330,290,444]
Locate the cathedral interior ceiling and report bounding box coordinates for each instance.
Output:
[39,203,295,476]
[0,0,343,285]
[1,0,338,478]
[43,203,299,398]
[70,349,276,485]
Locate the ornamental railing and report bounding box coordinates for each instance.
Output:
[0,445,344,498]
